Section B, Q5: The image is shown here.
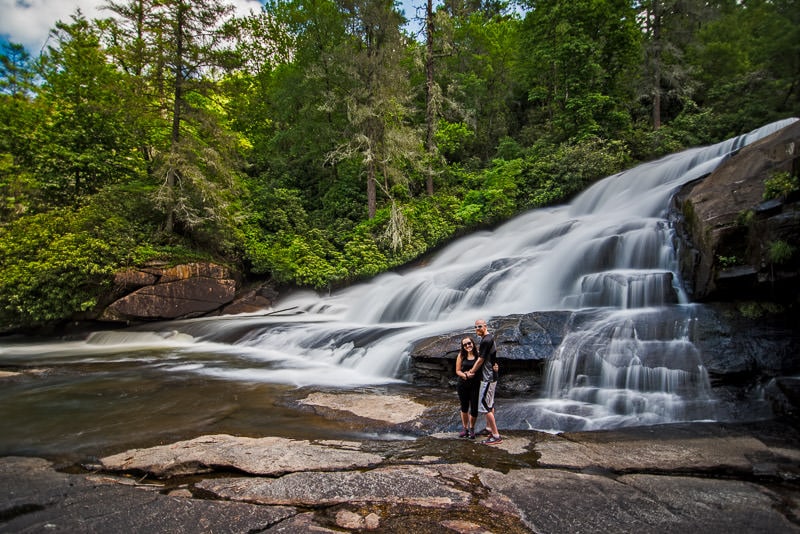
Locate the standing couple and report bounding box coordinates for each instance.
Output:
[455,319,502,444]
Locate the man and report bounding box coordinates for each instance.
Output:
[467,319,502,445]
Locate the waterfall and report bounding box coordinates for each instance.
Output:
[1,118,795,432]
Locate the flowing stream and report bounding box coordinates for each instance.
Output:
[1,118,795,460]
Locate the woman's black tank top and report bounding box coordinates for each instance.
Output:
[460,356,476,374]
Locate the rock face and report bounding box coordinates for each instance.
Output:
[408,305,799,417]
[692,303,800,378]
[100,263,240,322]
[408,312,572,393]
[675,120,800,301]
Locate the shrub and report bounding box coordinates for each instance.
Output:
[768,240,795,265]
[763,171,799,201]
[456,158,521,225]
[0,209,119,326]
[522,137,630,208]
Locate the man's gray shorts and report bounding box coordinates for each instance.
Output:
[479,380,497,413]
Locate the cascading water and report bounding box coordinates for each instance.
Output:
[1,118,796,436]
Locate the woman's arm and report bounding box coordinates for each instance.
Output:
[456,353,466,379]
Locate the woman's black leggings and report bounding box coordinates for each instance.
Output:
[457,378,480,418]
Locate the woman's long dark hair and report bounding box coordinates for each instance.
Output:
[460,336,478,358]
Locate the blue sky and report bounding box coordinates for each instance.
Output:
[1,0,423,53]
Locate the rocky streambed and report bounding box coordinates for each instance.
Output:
[2,392,799,533]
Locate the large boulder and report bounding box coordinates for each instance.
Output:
[407,311,573,394]
[675,120,800,301]
[100,263,239,322]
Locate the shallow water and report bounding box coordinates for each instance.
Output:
[0,352,454,464]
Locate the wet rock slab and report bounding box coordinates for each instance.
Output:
[299,391,427,425]
[4,419,800,533]
[196,464,475,508]
[100,434,383,477]
[97,423,800,533]
[535,422,800,478]
[485,468,799,533]
[0,456,294,533]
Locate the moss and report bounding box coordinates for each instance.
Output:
[717,255,743,268]
[737,300,785,319]
[682,200,696,229]
[736,209,755,227]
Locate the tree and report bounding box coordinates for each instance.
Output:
[100,0,164,167]
[103,0,243,248]
[427,3,523,162]
[688,0,800,137]
[102,0,159,78]
[328,0,419,219]
[34,11,144,205]
[239,0,351,189]
[0,41,36,97]
[635,0,709,130]
[442,0,509,18]
[0,40,40,221]
[425,0,436,195]
[158,0,238,234]
[517,0,641,142]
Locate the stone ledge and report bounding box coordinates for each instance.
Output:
[5,419,799,533]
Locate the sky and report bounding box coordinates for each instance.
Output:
[0,0,423,54]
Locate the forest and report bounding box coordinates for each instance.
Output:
[0,0,798,329]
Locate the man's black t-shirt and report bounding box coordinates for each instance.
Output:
[478,332,498,382]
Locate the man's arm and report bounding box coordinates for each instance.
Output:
[467,357,484,377]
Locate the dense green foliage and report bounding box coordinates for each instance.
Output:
[0,0,798,328]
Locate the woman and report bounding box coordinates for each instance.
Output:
[455,336,482,438]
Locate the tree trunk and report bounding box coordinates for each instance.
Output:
[367,158,377,219]
[651,0,662,131]
[425,0,435,196]
[166,1,186,234]
[171,5,184,146]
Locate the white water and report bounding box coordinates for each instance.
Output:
[1,118,795,432]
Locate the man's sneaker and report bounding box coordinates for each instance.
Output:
[477,428,492,437]
[458,428,469,438]
[481,435,503,445]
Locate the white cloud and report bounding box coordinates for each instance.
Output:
[0,0,265,54]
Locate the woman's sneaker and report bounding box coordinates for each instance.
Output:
[468,429,475,439]
[458,428,469,438]
[481,435,503,445]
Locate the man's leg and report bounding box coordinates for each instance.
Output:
[478,380,499,436]
[485,409,499,436]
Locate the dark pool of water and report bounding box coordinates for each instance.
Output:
[0,357,459,466]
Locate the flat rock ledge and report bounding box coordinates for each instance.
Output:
[299,391,428,425]
[4,420,800,533]
[99,434,383,477]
